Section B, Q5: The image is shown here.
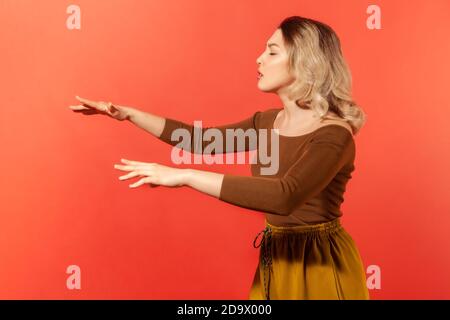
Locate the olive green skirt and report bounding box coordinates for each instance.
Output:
[248,218,370,300]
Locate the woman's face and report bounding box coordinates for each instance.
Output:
[256,28,296,93]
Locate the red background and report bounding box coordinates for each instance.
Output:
[0,0,449,299]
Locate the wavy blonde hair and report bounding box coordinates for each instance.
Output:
[278,16,367,135]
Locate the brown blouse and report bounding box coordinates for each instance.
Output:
[158,108,356,226]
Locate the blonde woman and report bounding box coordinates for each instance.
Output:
[70,16,369,300]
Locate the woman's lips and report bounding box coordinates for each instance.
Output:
[257,72,264,79]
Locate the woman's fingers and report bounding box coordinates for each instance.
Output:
[117,169,156,187]
[114,164,152,172]
[75,95,98,108]
[75,96,107,112]
[114,164,134,171]
[68,105,89,111]
[118,171,141,180]
[113,160,159,187]
[68,105,100,115]
[130,176,157,188]
[121,158,154,165]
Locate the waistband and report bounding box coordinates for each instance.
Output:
[265,218,342,234]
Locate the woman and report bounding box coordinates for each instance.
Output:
[69,16,369,300]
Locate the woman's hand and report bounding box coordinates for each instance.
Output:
[69,95,129,121]
[113,158,190,188]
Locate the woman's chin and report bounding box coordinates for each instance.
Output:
[257,83,275,93]
[257,80,268,91]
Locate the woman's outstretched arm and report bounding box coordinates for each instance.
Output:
[120,105,167,138]
[114,126,355,216]
[183,169,224,198]
[71,98,260,154]
[114,159,224,198]
[115,125,353,217]
[157,112,261,154]
[120,105,261,154]
[69,97,167,137]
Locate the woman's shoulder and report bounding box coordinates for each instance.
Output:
[315,119,354,137]
[309,121,355,154]
[255,107,353,136]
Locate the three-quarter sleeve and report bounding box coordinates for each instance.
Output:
[158,111,261,154]
[218,127,355,216]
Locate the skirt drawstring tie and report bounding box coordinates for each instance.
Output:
[253,226,273,300]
